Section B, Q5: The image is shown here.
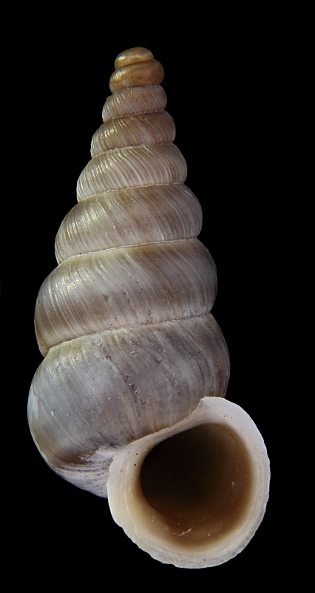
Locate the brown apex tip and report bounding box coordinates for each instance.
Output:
[114,47,154,70]
[110,47,164,94]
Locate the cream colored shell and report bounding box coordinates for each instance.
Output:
[28,47,269,568]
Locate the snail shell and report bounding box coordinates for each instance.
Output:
[28,47,269,568]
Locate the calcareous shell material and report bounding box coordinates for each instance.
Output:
[28,47,270,568]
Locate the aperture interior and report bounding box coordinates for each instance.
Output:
[140,423,253,547]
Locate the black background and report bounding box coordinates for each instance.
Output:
[8,14,283,587]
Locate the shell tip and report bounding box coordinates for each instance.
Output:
[109,47,164,93]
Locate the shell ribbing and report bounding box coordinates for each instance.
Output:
[76,144,187,200]
[102,85,167,121]
[55,185,202,263]
[36,240,217,355]
[91,111,175,156]
[42,60,214,357]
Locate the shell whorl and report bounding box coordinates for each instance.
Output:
[30,48,230,494]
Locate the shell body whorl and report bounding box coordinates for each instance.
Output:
[28,47,269,568]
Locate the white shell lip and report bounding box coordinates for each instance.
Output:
[107,396,270,569]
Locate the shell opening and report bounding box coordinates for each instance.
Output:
[139,423,254,549]
[107,397,269,568]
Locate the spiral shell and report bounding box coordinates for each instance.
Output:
[28,47,269,568]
